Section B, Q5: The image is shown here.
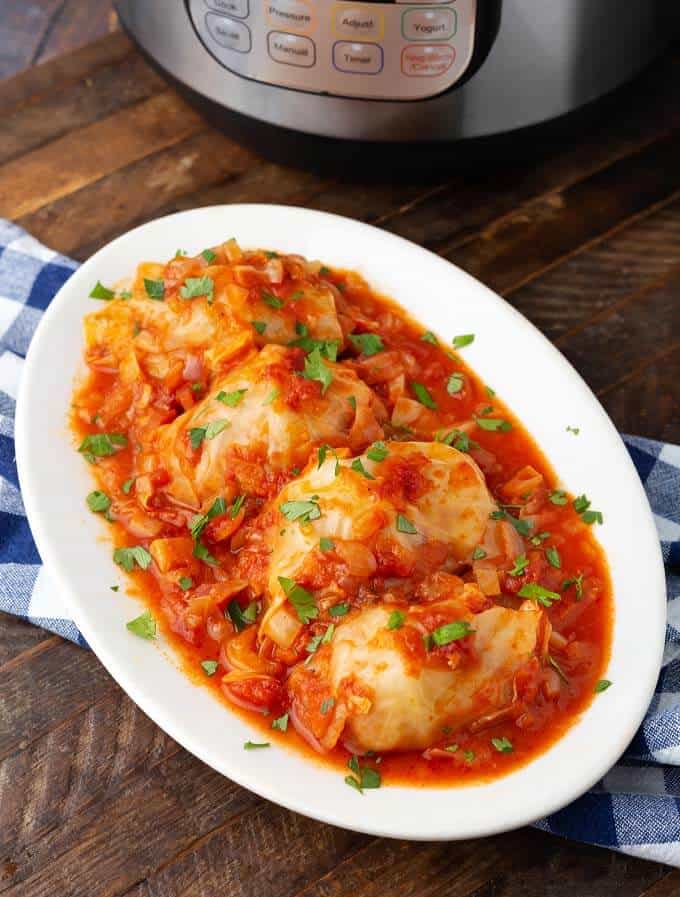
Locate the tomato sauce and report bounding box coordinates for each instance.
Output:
[71,243,612,788]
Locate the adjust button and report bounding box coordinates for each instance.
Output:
[265,0,315,34]
[332,40,383,74]
[268,31,316,66]
[402,7,456,41]
[401,44,455,76]
[205,13,252,51]
[205,0,249,18]
[333,4,384,40]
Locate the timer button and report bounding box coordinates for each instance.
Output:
[205,0,249,18]
[267,31,316,66]
[333,4,384,40]
[205,12,252,51]
[332,40,383,74]
[265,0,315,34]
[401,44,455,76]
[401,8,456,41]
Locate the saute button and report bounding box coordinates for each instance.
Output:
[332,40,383,74]
[206,13,252,51]
[268,31,316,66]
[265,0,315,34]
[205,0,249,18]
[401,44,455,76]
[333,4,384,39]
[401,8,456,40]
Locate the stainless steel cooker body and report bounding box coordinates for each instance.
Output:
[116,0,678,142]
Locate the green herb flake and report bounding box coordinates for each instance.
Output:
[517,583,561,607]
[263,388,279,406]
[594,679,612,693]
[491,737,514,753]
[178,576,193,591]
[396,514,418,535]
[201,660,218,676]
[446,373,464,395]
[144,278,165,300]
[485,385,496,398]
[110,585,119,592]
[265,250,279,259]
[280,498,321,524]
[472,546,487,560]
[205,419,230,440]
[329,602,350,617]
[181,276,214,303]
[431,620,475,647]
[230,494,246,519]
[201,248,217,263]
[86,490,111,514]
[319,266,331,276]
[345,756,381,794]
[78,432,127,460]
[348,332,384,357]
[421,330,438,345]
[89,281,115,300]
[347,395,357,411]
[411,381,437,410]
[387,610,405,630]
[351,458,374,479]
[463,750,476,763]
[491,508,533,536]
[278,576,318,623]
[319,537,335,552]
[261,290,284,309]
[566,426,580,435]
[581,509,604,525]
[244,741,270,750]
[121,478,135,495]
[193,540,218,566]
[217,388,247,407]
[190,496,227,540]
[288,335,339,360]
[271,713,289,732]
[189,427,207,450]
[508,553,529,576]
[475,417,512,432]
[301,347,333,394]
[126,610,156,639]
[114,545,152,572]
[320,698,335,715]
[226,599,259,631]
[252,320,267,335]
[444,744,459,753]
[122,291,133,301]
[366,441,389,462]
[530,531,551,546]
[562,574,584,600]
[549,489,568,506]
[545,546,561,569]
[452,333,475,349]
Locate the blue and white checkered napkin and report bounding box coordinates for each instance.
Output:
[1,220,679,864]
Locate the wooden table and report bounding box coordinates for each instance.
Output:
[1,26,679,897]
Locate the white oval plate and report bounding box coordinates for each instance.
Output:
[16,205,665,841]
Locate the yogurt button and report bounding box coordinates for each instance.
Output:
[401,8,456,41]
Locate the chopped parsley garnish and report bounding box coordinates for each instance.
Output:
[78,432,127,462]
[463,750,475,763]
[347,395,357,411]
[594,679,612,693]
[301,346,333,394]
[545,546,561,569]
[320,698,335,715]
[306,625,335,656]
[573,494,590,513]
[227,599,259,631]
[396,514,418,535]
[430,620,475,647]
[491,737,513,753]
[446,373,464,395]
[435,429,477,453]
[86,490,111,514]
[289,334,340,360]
[530,531,551,546]
[345,756,381,793]
[351,458,374,479]
[562,574,584,600]
[319,266,331,276]
[319,537,335,552]
[263,388,279,405]
[452,333,474,349]
[205,419,230,440]
[290,290,304,301]
[411,381,437,410]
[366,441,389,462]
[126,610,156,639]
[329,603,350,617]
[143,278,165,300]
[348,332,384,356]
[229,494,246,518]
[178,576,193,591]
[114,545,152,572]
[280,498,321,524]
[508,553,529,576]
[517,583,561,607]
[549,490,568,505]
[122,291,133,301]
[252,320,267,335]
[421,331,438,345]
[201,660,218,676]
[444,744,459,753]
[317,444,329,468]
[110,585,119,591]
[271,713,289,732]
[261,290,284,309]
[201,248,217,263]
[180,276,214,302]
[89,281,115,300]
[566,426,580,435]
[122,478,135,494]
[278,576,318,623]
[244,741,270,750]
[472,546,487,560]
[193,540,218,566]
[189,427,207,450]
[387,610,405,630]
[581,509,604,525]
[190,497,226,540]
[265,250,279,259]
[490,508,532,536]
[475,417,512,432]
[191,382,203,394]
[216,388,247,407]
[485,385,496,398]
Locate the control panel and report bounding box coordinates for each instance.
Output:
[188,0,477,101]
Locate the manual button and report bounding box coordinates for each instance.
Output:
[268,31,316,66]
[206,12,252,51]
[333,4,384,39]
[401,7,456,41]
[332,41,383,74]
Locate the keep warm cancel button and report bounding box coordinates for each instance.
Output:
[401,44,455,76]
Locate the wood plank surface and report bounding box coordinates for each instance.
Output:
[0,20,678,897]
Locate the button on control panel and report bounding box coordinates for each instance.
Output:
[190,0,478,100]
